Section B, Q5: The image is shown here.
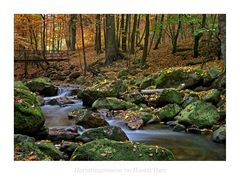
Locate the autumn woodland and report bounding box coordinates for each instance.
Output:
[14,14,226,161]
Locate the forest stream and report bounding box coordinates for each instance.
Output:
[41,86,226,161]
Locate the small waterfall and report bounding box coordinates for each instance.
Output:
[57,87,70,96]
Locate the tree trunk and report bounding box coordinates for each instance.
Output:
[52,15,55,51]
[116,14,120,48]
[154,14,165,50]
[122,14,129,51]
[130,14,138,54]
[193,14,206,58]
[79,15,87,75]
[41,14,46,56]
[128,15,132,52]
[136,15,141,45]
[95,14,102,54]
[172,15,182,54]
[121,14,125,50]
[69,14,77,51]
[105,14,121,65]
[218,14,226,70]
[148,15,158,54]
[141,14,150,66]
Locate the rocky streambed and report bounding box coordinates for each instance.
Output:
[14,67,226,161]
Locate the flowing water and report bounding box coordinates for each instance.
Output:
[41,87,226,160]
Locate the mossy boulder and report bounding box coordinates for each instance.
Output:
[77,90,109,107]
[59,141,81,157]
[71,139,174,161]
[157,89,183,106]
[182,95,199,108]
[203,67,219,85]
[121,91,144,104]
[155,69,203,89]
[202,89,221,105]
[14,82,45,135]
[26,77,58,96]
[76,110,109,128]
[14,134,52,161]
[140,76,154,89]
[175,101,220,128]
[154,104,182,122]
[92,97,137,110]
[110,79,128,97]
[76,126,129,143]
[212,126,226,143]
[36,140,63,160]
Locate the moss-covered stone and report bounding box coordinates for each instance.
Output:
[140,76,154,89]
[14,134,52,161]
[182,95,199,108]
[175,101,220,128]
[26,77,58,96]
[36,140,62,160]
[76,110,109,128]
[212,126,226,143]
[71,139,174,161]
[202,89,221,105]
[203,67,219,85]
[154,104,182,122]
[14,82,45,135]
[110,79,128,97]
[76,126,129,143]
[92,97,137,110]
[121,91,144,104]
[77,90,109,107]
[157,89,183,106]
[154,69,203,89]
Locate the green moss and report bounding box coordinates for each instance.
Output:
[71,139,174,161]
[92,97,137,110]
[36,141,62,160]
[154,104,182,122]
[158,89,183,106]
[77,126,129,142]
[14,85,45,134]
[140,76,154,89]
[154,69,203,89]
[175,101,220,128]
[14,81,29,90]
[202,89,221,105]
[31,77,51,85]
[14,134,52,160]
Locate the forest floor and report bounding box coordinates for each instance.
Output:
[14,43,224,81]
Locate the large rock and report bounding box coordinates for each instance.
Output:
[76,126,129,143]
[14,82,45,135]
[212,126,226,143]
[140,76,154,89]
[121,90,145,104]
[71,139,174,161]
[154,104,182,122]
[36,140,63,160]
[76,111,109,128]
[154,69,204,89]
[157,89,183,106]
[202,89,221,105]
[175,101,220,128]
[47,127,79,141]
[77,90,108,107]
[77,79,127,107]
[14,134,61,160]
[211,73,226,93]
[26,77,58,96]
[92,97,137,110]
[68,71,81,80]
